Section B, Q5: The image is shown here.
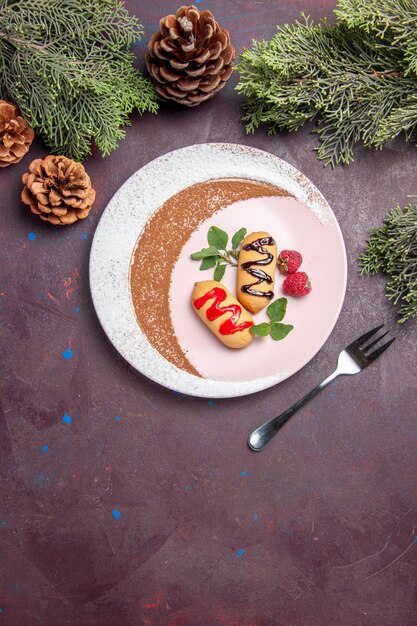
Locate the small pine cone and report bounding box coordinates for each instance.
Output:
[146,5,235,107]
[0,100,34,167]
[21,155,95,226]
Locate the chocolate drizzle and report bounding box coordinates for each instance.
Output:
[241,236,276,299]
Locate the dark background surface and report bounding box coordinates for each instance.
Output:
[1,1,416,625]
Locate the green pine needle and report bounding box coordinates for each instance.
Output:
[0,0,158,161]
[336,0,417,75]
[236,2,417,167]
[359,204,417,323]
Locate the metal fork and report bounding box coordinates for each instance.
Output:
[248,325,395,452]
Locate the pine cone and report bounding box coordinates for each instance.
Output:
[0,100,34,167]
[21,155,95,226]
[146,5,235,107]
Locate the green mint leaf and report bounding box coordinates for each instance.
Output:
[214,263,227,282]
[270,322,294,341]
[250,322,271,337]
[199,256,217,270]
[232,227,247,250]
[267,297,288,322]
[191,246,220,260]
[229,250,240,261]
[207,226,228,250]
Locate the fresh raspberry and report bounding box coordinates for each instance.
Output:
[277,249,303,275]
[282,271,311,296]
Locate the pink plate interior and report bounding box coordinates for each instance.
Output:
[170,194,346,383]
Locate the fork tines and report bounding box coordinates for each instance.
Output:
[365,336,396,363]
[350,324,396,363]
[348,324,384,350]
[363,330,390,353]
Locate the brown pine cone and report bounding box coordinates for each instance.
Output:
[0,100,34,167]
[146,5,235,107]
[21,155,95,226]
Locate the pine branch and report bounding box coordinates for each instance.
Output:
[0,0,158,161]
[336,0,417,75]
[236,7,417,167]
[359,204,417,323]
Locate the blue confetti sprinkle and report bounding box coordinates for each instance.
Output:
[0,608,3,613]
[184,485,190,491]
[81,234,88,239]
[241,469,247,477]
[62,348,73,359]
[27,232,37,241]
[115,415,121,422]
[236,548,244,558]
[0,520,7,527]
[207,470,214,477]
[62,414,72,425]
[74,307,80,313]
[41,445,48,453]
[112,509,121,520]
[253,514,258,522]
[207,400,213,406]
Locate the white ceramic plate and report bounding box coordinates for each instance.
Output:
[90,144,347,398]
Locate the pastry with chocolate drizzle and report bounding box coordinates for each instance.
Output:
[237,231,277,314]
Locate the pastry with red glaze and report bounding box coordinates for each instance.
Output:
[192,280,254,348]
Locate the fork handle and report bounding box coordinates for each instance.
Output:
[248,370,339,451]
